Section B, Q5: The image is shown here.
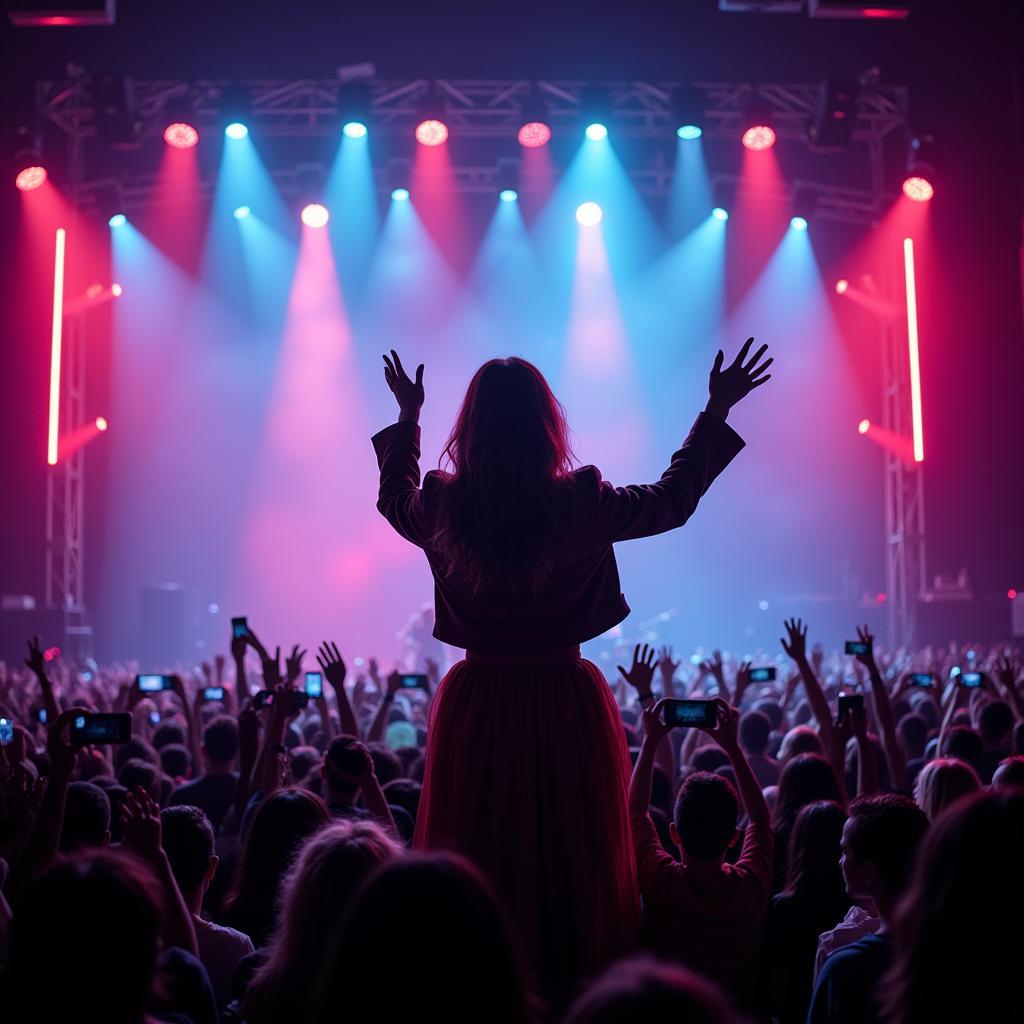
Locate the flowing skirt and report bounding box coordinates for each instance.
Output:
[412,646,641,1009]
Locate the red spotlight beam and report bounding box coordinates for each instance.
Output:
[47,227,67,466]
[903,237,924,462]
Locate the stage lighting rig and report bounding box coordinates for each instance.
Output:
[162,92,199,148]
[8,1,117,26]
[579,85,612,140]
[741,94,776,151]
[13,125,47,191]
[517,95,552,148]
[791,184,817,227]
[338,80,371,139]
[415,85,449,146]
[672,84,704,140]
[220,83,251,139]
[903,133,937,201]
[807,79,857,150]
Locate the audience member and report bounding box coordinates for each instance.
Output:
[807,794,929,1023]
[912,758,980,820]
[629,698,772,1010]
[739,709,780,787]
[167,716,240,831]
[161,805,254,1009]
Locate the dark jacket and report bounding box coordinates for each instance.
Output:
[372,412,744,654]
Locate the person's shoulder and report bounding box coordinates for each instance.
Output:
[820,932,890,976]
[195,916,255,953]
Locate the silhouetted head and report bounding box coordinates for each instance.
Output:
[60,781,112,851]
[672,771,740,862]
[939,725,984,774]
[739,709,772,755]
[245,819,402,1024]
[161,804,216,898]
[913,757,981,819]
[434,358,574,594]
[884,790,1024,1024]
[562,956,738,1024]
[7,849,162,1023]
[774,753,842,839]
[992,755,1024,789]
[315,852,536,1023]
[223,787,330,944]
[777,725,823,764]
[783,799,849,909]
[840,793,928,911]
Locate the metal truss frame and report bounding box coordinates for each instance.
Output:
[880,272,927,650]
[37,75,909,224]
[34,74,914,649]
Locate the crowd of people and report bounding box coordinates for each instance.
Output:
[1,619,1021,1022]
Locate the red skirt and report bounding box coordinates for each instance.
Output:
[412,646,641,1008]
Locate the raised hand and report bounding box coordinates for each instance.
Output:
[617,644,658,698]
[781,618,809,663]
[811,642,825,676]
[24,635,46,677]
[734,660,753,704]
[382,350,425,424]
[995,655,1020,697]
[658,646,681,690]
[285,645,306,685]
[854,624,878,671]
[641,698,675,746]
[706,338,773,418]
[120,787,162,862]
[699,650,727,696]
[262,647,283,689]
[703,698,740,753]
[316,642,347,692]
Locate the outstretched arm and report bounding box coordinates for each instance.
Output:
[781,618,835,752]
[853,625,907,794]
[595,340,770,543]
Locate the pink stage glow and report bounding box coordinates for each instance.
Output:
[47,227,66,466]
[903,237,924,462]
[518,121,551,148]
[902,176,934,202]
[164,122,199,149]
[742,125,776,151]
[16,165,47,191]
[835,278,849,295]
[415,119,449,146]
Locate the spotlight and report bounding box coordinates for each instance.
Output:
[14,127,46,191]
[16,164,47,191]
[233,205,251,219]
[95,416,108,432]
[672,84,704,140]
[742,95,776,151]
[499,189,518,203]
[518,95,551,147]
[790,216,808,231]
[164,122,199,148]
[300,203,329,228]
[903,133,937,202]
[579,85,612,141]
[712,207,729,221]
[576,201,602,227]
[108,213,126,228]
[858,418,871,435]
[835,278,849,294]
[338,81,371,139]
[391,187,410,202]
[415,85,448,146]
[1009,589,1018,601]
[111,283,123,297]
[219,84,252,140]
[902,176,934,202]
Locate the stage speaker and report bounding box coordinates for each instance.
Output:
[140,585,196,668]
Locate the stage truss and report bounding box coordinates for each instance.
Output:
[34,72,925,650]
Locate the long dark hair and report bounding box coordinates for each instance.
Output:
[222,787,330,946]
[782,800,850,914]
[883,789,1024,1024]
[314,852,540,1023]
[432,358,574,595]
